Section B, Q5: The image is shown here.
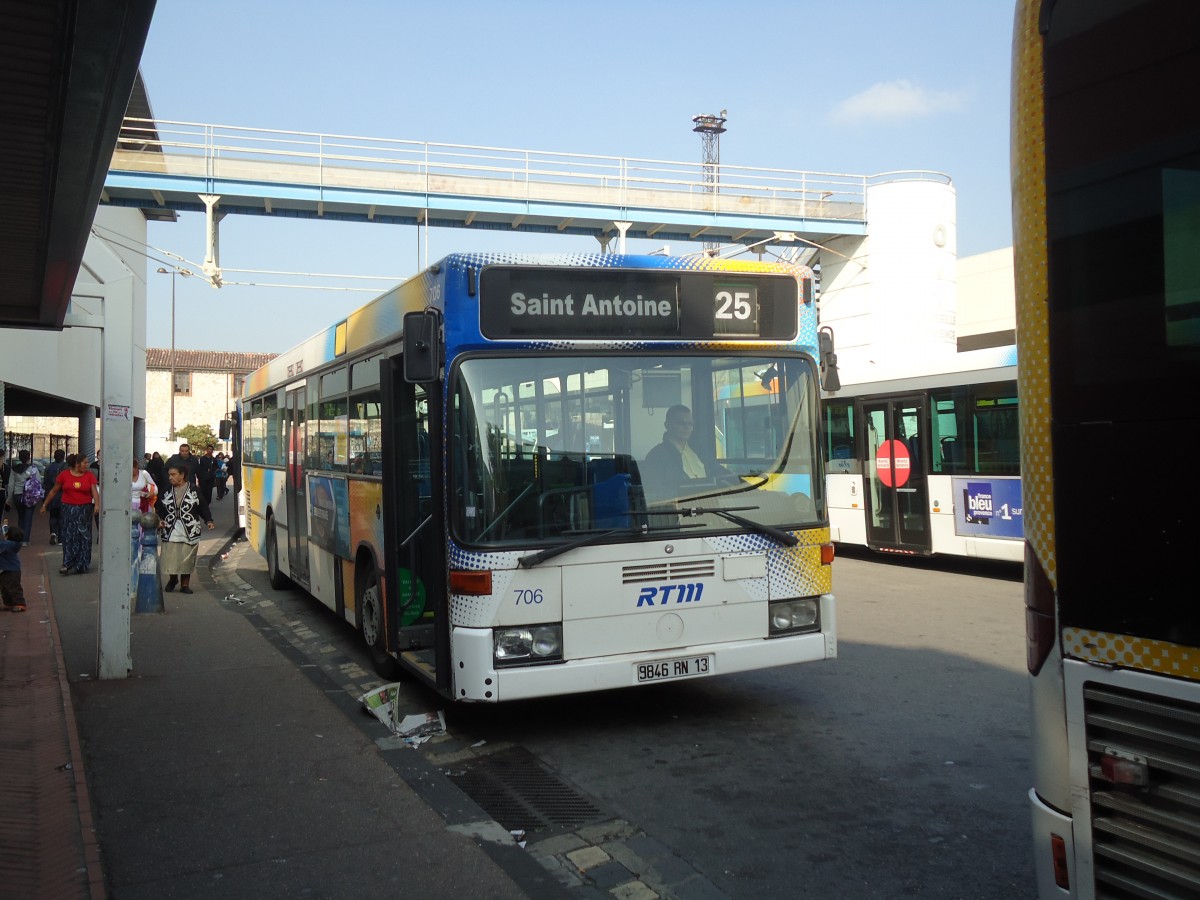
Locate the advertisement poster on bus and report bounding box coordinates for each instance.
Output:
[952,477,1023,540]
[309,474,350,557]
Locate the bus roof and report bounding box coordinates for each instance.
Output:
[825,344,1018,398]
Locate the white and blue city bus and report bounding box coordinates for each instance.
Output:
[240,253,836,702]
[822,347,1022,561]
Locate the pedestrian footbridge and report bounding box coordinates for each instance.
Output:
[103,119,946,253]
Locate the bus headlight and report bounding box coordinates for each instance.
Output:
[494,625,564,666]
[769,598,819,635]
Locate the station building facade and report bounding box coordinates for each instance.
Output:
[143,348,275,455]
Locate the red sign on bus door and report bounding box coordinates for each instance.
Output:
[876,439,911,488]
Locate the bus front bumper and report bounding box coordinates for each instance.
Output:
[451,625,836,702]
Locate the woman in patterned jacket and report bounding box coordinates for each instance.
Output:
[155,463,215,594]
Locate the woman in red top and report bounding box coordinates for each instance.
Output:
[40,453,100,575]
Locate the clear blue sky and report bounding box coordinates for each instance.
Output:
[137,0,1016,353]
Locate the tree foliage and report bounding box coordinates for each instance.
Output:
[176,423,218,451]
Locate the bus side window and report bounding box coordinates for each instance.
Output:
[940,437,962,470]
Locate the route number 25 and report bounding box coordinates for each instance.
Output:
[715,290,752,320]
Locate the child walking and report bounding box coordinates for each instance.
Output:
[0,524,27,612]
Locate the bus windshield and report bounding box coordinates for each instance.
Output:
[451,353,823,547]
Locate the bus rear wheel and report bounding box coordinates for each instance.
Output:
[266,516,291,590]
[360,570,401,680]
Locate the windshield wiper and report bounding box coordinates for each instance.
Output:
[677,505,799,547]
[518,519,703,569]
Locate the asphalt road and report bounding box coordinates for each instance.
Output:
[234,542,1034,899]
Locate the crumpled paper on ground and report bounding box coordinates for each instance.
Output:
[360,684,446,746]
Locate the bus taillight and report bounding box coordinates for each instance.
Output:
[1051,833,1069,890]
[821,543,835,565]
[450,569,492,595]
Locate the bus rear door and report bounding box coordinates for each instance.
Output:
[862,397,931,554]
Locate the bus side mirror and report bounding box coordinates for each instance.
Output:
[818,327,841,393]
[403,310,442,383]
[219,419,232,440]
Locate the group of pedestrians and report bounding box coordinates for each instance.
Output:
[3,448,69,547]
[0,441,227,611]
[143,444,230,504]
[1,448,93,609]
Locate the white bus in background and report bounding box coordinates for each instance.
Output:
[822,346,1021,561]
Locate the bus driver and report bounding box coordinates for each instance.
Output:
[643,405,729,499]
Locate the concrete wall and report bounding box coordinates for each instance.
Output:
[0,206,147,416]
[956,246,1015,348]
[145,368,239,455]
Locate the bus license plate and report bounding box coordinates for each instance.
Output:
[636,655,713,683]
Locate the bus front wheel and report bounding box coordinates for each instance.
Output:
[360,570,401,680]
[265,516,291,590]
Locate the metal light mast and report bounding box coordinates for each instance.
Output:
[692,110,727,252]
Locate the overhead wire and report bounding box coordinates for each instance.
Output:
[89,222,406,291]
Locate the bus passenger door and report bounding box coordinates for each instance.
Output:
[286,385,310,584]
[381,358,445,689]
[862,397,931,554]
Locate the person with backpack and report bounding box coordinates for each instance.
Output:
[5,450,42,546]
[42,449,67,544]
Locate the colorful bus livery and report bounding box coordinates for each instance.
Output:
[241,253,837,702]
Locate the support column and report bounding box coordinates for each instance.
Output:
[0,381,6,456]
[79,407,96,462]
[98,274,135,679]
[200,194,225,287]
[614,221,632,255]
[134,417,145,461]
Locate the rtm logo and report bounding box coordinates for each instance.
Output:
[636,583,704,607]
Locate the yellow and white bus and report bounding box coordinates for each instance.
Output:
[1014,1,1200,895]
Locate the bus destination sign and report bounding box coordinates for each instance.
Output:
[479,267,798,341]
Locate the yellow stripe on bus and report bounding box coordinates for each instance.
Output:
[1012,0,1056,591]
[1063,628,1200,681]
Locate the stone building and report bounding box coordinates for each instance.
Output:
[144,349,276,455]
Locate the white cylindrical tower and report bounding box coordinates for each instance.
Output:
[819,174,958,384]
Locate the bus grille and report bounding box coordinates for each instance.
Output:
[622,559,715,585]
[1084,683,1200,899]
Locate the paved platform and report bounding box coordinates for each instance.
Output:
[0,551,103,900]
[0,514,545,900]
